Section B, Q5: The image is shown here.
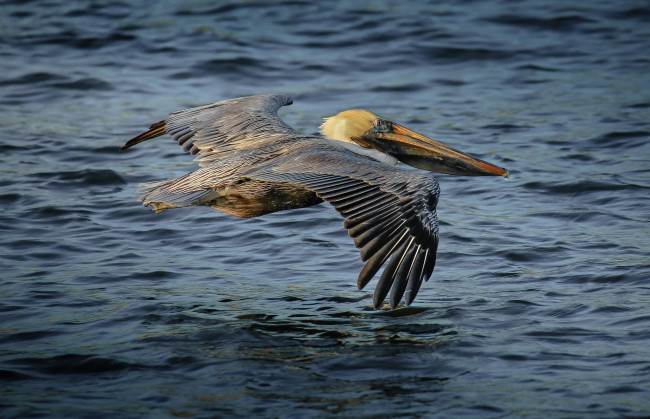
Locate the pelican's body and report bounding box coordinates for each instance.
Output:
[122,94,509,309]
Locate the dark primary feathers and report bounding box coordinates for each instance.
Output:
[263,168,440,308]
[122,94,441,309]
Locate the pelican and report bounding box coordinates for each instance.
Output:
[121,94,509,309]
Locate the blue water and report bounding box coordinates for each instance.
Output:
[1,0,649,417]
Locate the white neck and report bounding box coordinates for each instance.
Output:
[330,139,399,166]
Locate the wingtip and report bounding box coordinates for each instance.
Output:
[121,120,167,151]
[119,137,141,151]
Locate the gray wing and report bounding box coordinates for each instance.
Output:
[121,94,296,166]
[257,151,440,310]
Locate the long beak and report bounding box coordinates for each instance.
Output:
[352,123,510,178]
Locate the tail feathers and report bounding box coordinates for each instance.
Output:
[121,120,167,150]
[137,179,214,213]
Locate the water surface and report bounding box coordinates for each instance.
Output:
[1,0,649,417]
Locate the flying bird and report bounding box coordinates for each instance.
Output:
[121,94,509,309]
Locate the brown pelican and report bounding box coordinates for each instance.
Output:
[121,94,509,309]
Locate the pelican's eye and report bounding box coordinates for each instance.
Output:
[372,118,392,132]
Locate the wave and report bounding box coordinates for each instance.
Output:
[522,179,647,194]
[486,14,596,32]
[28,169,125,187]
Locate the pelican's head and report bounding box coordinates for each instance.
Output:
[321,109,509,178]
[320,110,379,144]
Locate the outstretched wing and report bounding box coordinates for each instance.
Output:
[121,94,296,166]
[257,149,440,309]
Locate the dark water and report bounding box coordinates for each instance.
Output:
[1,0,649,417]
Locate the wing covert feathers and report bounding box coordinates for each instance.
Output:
[120,94,295,164]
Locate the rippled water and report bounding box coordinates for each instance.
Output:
[1,0,649,417]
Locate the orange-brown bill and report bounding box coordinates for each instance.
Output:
[353,122,510,178]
